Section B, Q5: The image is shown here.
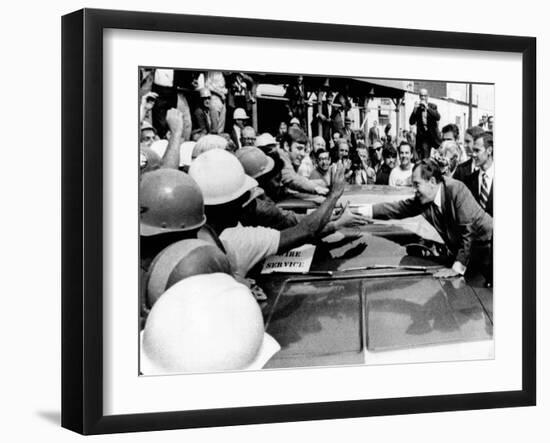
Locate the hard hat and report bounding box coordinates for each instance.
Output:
[289,117,300,125]
[189,149,258,205]
[142,273,265,372]
[199,88,211,98]
[180,141,196,167]
[232,108,249,120]
[192,135,228,159]
[140,120,157,133]
[150,140,195,167]
[140,169,207,236]
[149,139,168,158]
[255,133,277,149]
[140,146,162,174]
[235,146,275,179]
[146,239,232,308]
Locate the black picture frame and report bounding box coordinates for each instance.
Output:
[62,8,536,435]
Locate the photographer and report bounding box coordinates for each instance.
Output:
[409,88,441,160]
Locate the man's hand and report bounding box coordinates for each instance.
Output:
[333,205,369,229]
[314,186,329,196]
[165,108,184,138]
[329,162,346,198]
[141,92,158,111]
[433,267,460,279]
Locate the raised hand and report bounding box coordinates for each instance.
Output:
[165,108,184,138]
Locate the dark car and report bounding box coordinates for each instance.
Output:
[259,185,493,369]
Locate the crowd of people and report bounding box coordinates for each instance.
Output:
[138,69,494,374]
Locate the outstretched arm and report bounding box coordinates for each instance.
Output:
[278,163,346,252]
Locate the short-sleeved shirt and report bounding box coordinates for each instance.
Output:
[219,225,280,278]
[388,166,413,187]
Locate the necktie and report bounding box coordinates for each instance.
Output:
[480,172,489,209]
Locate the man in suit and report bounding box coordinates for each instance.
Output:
[193,88,213,136]
[453,126,484,183]
[409,88,441,160]
[465,132,494,216]
[359,159,492,280]
[341,117,357,150]
[330,93,348,138]
[368,120,381,147]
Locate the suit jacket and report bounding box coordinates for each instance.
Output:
[465,169,493,217]
[341,127,357,149]
[193,107,211,135]
[409,102,441,148]
[453,158,474,184]
[373,177,492,267]
[330,108,346,136]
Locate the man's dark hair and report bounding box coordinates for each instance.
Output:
[282,126,308,146]
[313,148,330,161]
[441,123,460,141]
[412,158,444,183]
[382,145,397,160]
[474,132,494,154]
[465,125,485,140]
[397,141,412,154]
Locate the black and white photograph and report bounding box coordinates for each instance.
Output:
[138,68,495,375]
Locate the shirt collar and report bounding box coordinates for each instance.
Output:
[481,162,494,180]
[434,183,443,209]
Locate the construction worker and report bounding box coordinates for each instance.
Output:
[255,132,279,156]
[141,273,280,374]
[189,149,349,278]
[230,108,250,150]
[236,146,368,231]
[193,88,213,136]
[191,134,228,159]
[139,168,225,269]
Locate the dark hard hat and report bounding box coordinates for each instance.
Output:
[140,169,206,236]
[140,147,162,174]
[146,239,232,307]
[235,146,275,179]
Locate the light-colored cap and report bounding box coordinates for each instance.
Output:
[233,108,249,120]
[255,133,277,148]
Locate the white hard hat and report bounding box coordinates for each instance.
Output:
[140,120,157,133]
[255,133,277,148]
[180,141,196,166]
[189,149,258,205]
[233,108,249,120]
[199,88,212,98]
[192,135,228,159]
[290,117,300,125]
[150,139,196,167]
[141,273,266,373]
[149,139,168,158]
